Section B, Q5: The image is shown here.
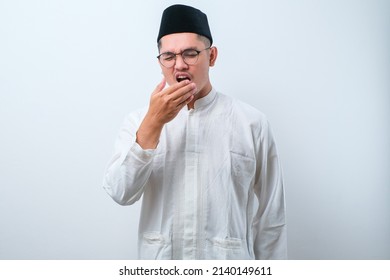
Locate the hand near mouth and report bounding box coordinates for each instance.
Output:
[135,78,197,149]
[149,78,197,123]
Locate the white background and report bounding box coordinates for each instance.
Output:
[0,0,389,259]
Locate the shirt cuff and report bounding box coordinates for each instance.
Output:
[125,141,155,164]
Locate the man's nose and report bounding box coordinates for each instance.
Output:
[174,55,189,70]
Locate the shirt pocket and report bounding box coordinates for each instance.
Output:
[139,232,172,259]
[228,151,256,221]
[229,151,255,191]
[206,237,251,259]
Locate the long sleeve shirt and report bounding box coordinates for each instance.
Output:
[103,88,287,259]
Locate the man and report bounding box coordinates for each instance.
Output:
[103,4,287,260]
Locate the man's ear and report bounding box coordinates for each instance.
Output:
[209,46,218,67]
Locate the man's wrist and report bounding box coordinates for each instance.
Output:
[136,116,164,149]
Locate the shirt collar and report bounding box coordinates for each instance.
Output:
[193,87,217,109]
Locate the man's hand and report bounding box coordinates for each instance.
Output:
[136,78,197,149]
[147,78,197,125]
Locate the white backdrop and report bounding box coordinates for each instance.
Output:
[0,0,389,259]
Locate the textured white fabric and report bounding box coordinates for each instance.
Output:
[103,89,287,259]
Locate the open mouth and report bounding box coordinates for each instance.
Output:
[176,75,191,83]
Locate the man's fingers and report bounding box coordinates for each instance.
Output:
[177,93,194,108]
[175,90,195,107]
[153,80,197,108]
[162,80,192,95]
[169,82,197,101]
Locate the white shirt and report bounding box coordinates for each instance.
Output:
[103,88,287,259]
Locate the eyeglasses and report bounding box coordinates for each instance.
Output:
[157,47,211,68]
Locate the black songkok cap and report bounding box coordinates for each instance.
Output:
[157,4,213,45]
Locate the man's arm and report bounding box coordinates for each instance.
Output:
[103,79,197,205]
[253,120,287,259]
